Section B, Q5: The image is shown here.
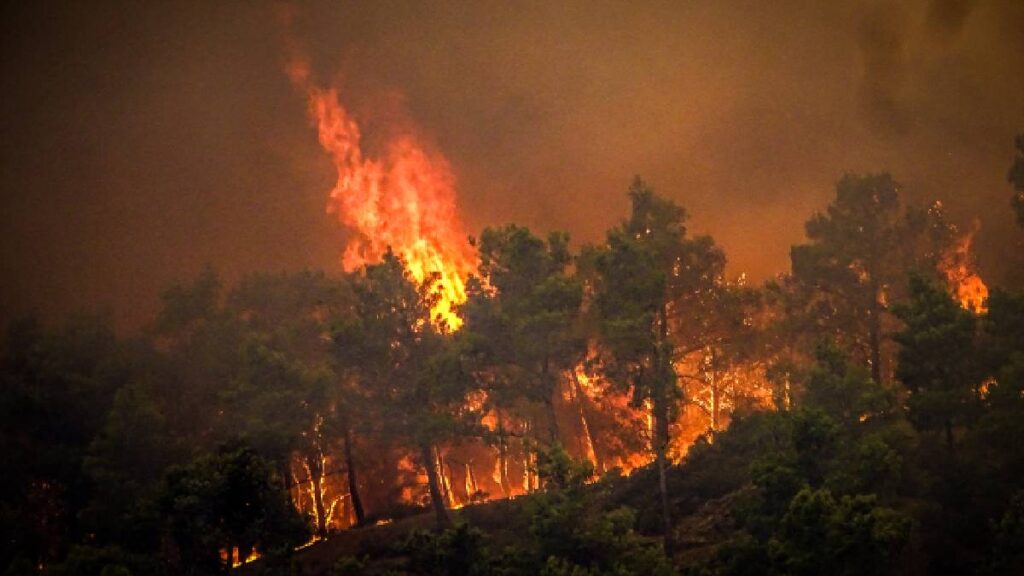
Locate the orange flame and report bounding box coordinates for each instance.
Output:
[287,57,475,329]
[940,224,989,313]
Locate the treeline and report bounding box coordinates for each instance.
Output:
[3,145,1024,575]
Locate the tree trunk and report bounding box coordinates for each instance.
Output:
[869,316,882,385]
[571,369,602,472]
[436,449,455,507]
[306,453,327,538]
[710,380,719,434]
[656,304,674,556]
[343,425,365,527]
[653,387,674,557]
[869,276,883,385]
[237,544,253,567]
[945,418,955,453]
[465,463,479,500]
[496,413,512,497]
[280,461,292,491]
[523,419,539,492]
[543,394,560,446]
[279,460,295,510]
[543,357,560,445]
[421,443,451,529]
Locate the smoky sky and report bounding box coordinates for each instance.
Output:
[2,0,1023,330]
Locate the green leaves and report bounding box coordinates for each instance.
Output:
[779,489,912,576]
[893,273,980,446]
[157,444,308,574]
[786,172,951,386]
[588,180,684,405]
[462,224,583,443]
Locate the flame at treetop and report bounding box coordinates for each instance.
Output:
[940,224,989,313]
[287,57,476,329]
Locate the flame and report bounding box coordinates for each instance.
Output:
[276,36,775,534]
[230,548,261,568]
[571,368,599,467]
[287,57,475,329]
[940,225,989,313]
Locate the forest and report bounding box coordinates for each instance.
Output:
[2,135,1022,576]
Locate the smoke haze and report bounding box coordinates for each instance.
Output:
[2,0,1023,329]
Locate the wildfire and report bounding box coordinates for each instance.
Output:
[940,224,989,313]
[286,57,476,329]
[276,30,747,536]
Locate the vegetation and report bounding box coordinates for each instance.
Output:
[2,140,1024,575]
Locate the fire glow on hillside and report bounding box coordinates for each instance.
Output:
[278,25,988,547]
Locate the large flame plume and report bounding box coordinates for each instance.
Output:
[286,57,476,329]
[277,30,772,530]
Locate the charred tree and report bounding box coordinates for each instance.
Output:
[421,443,451,529]
[342,423,365,527]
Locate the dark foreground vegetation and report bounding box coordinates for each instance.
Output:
[2,138,1024,575]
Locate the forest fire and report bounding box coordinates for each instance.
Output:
[940,225,990,313]
[6,4,1024,575]
[279,52,665,526]
[286,57,476,329]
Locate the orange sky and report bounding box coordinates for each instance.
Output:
[2,0,1023,330]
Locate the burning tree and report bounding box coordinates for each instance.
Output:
[584,177,725,551]
[669,241,766,444]
[333,250,478,528]
[460,225,585,467]
[788,173,912,386]
[783,173,989,392]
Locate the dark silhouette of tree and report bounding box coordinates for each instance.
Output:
[460,224,584,489]
[801,340,892,428]
[333,250,477,529]
[0,314,128,569]
[585,177,719,552]
[157,444,308,575]
[790,174,913,385]
[786,174,971,387]
[894,274,980,451]
[973,289,1024,505]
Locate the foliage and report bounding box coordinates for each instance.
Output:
[893,273,980,449]
[2,171,1024,576]
[401,523,490,576]
[584,177,729,546]
[0,314,129,570]
[157,443,308,575]
[333,250,478,527]
[783,173,959,387]
[379,445,675,575]
[461,224,584,444]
